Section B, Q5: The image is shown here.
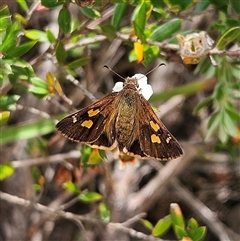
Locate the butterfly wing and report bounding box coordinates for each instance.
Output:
[127,95,183,160]
[56,92,118,150]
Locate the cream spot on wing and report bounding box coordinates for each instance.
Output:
[88,109,100,117]
[150,121,160,132]
[151,134,161,143]
[166,135,172,143]
[81,120,93,129]
[72,115,77,123]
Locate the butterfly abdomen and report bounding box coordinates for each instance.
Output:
[114,89,138,150]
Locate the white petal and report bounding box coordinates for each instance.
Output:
[132,73,153,100]
[112,82,123,92]
[142,84,153,100]
[132,74,147,84]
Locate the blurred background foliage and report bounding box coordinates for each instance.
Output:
[0,0,239,241]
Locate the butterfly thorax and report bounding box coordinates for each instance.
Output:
[114,80,140,151]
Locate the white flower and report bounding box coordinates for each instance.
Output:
[112,74,153,100]
[112,82,123,92]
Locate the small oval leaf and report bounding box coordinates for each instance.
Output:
[79,192,102,203]
[58,8,71,33]
[111,3,127,29]
[56,41,66,64]
[0,164,14,181]
[25,29,48,42]
[150,18,182,42]
[99,202,111,223]
[152,215,171,237]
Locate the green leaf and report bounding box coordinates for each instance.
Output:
[31,167,42,183]
[230,0,240,13]
[206,112,221,141]
[0,95,20,110]
[0,111,10,127]
[174,225,187,239]
[88,149,103,165]
[0,22,21,53]
[46,29,56,43]
[216,26,240,50]
[63,181,81,193]
[29,77,49,97]
[170,203,185,239]
[187,218,198,230]
[25,29,48,42]
[41,0,65,8]
[98,149,107,161]
[0,118,56,145]
[225,106,240,122]
[149,18,182,42]
[100,24,116,40]
[79,192,102,203]
[191,226,206,241]
[29,86,49,97]
[14,13,27,25]
[218,123,228,143]
[56,41,66,64]
[194,0,210,12]
[193,96,213,114]
[150,79,210,102]
[0,15,12,31]
[0,163,14,181]
[168,0,192,10]
[132,2,147,42]
[7,40,38,58]
[58,8,71,33]
[222,110,237,137]
[81,145,93,166]
[111,3,127,29]
[99,202,111,223]
[80,7,101,19]
[142,45,159,66]
[30,77,48,88]
[16,0,29,12]
[66,57,89,69]
[140,219,154,231]
[0,5,10,17]
[209,0,229,13]
[152,215,171,237]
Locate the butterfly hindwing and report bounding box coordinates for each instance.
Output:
[56,93,118,149]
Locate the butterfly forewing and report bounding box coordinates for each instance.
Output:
[56,92,118,149]
[136,95,183,160]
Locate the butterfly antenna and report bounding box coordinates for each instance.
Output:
[104,65,125,81]
[145,63,166,76]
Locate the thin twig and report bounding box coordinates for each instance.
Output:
[11,150,80,168]
[0,191,98,224]
[66,74,97,102]
[108,222,165,241]
[121,212,147,226]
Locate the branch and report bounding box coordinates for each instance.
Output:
[108,222,165,241]
[0,191,98,224]
[11,150,80,168]
[65,74,97,102]
[0,191,167,241]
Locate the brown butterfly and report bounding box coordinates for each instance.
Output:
[56,69,183,160]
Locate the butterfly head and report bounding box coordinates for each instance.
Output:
[112,74,153,100]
